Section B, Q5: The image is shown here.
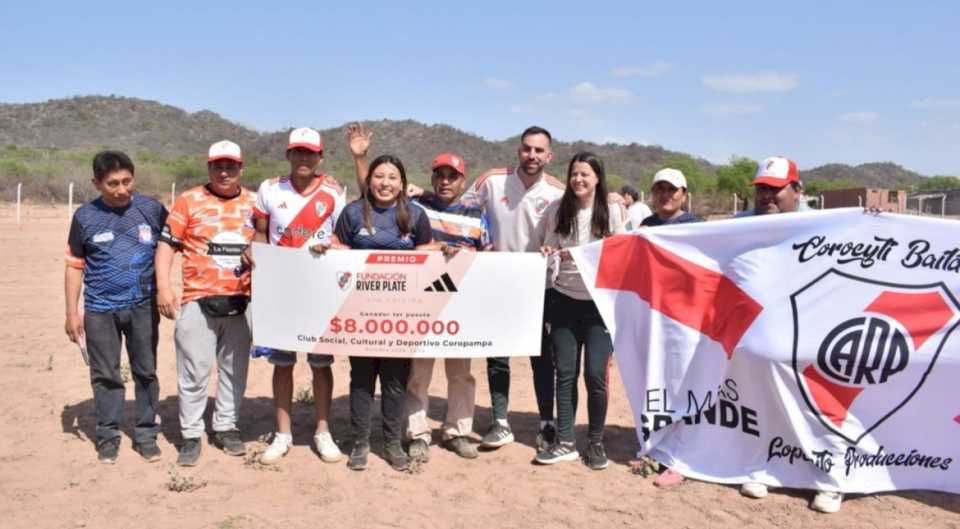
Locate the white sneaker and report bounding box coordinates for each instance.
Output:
[260,433,291,464]
[314,431,342,463]
[740,482,769,499]
[811,491,843,514]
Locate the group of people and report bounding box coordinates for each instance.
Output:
[64,123,842,513]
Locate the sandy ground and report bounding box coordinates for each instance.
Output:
[0,205,957,529]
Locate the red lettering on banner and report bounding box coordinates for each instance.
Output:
[366,253,429,265]
[594,235,762,359]
[955,415,960,425]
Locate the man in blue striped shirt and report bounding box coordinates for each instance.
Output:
[64,151,167,464]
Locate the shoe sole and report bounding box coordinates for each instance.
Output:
[535,452,579,465]
[588,461,609,470]
[138,452,162,463]
[214,439,246,457]
[480,432,515,448]
[98,457,118,465]
[347,461,367,471]
[177,458,199,467]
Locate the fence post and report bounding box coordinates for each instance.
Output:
[942,195,946,217]
[16,182,22,224]
[819,194,824,210]
[171,182,177,207]
[687,192,693,212]
[640,190,645,205]
[68,182,74,221]
[733,193,738,215]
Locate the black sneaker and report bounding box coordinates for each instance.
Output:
[480,423,514,448]
[133,440,162,463]
[536,423,557,452]
[347,441,369,471]
[97,437,120,464]
[586,442,608,470]
[443,436,479,459]
[534,441,579,465]
[408,438,430,463]
[384,442,409,471]
[177,438,202,467]
[213,430,246,456]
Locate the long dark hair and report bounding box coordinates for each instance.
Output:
[362,154,411,235]
[555,151,610,240]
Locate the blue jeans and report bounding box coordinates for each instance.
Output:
[546,289,613,444]
[84,300,160,446]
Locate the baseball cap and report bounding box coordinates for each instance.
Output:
[652,168,687,189]
[208,140,243,164]
[287,127,323,153]
[431,153,467,177]
[753,156,799,187]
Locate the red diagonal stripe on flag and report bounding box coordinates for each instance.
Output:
[594,235,762,359]
[865,291,953,351]
[802,365,864,428]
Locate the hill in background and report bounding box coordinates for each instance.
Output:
[0,95,931,205]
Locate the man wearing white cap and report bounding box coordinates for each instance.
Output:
[156,140,256,466]
[641,168,703,227]
[244,128,347,465]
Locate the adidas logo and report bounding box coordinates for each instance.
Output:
[424,273,458,293]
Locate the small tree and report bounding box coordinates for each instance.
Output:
[715,156,757,198]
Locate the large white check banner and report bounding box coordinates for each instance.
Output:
[251,243,546,358]
[572,209,959,494]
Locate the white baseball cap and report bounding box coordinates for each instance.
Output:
[287,127,323,153]
[652,168,687,189]
[208,140,243,163]
[753,156,799,187]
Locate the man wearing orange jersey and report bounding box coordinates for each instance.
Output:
[156,140,256,466]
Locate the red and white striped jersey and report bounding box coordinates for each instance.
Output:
[253,175,346,249]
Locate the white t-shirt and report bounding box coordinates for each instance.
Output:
[461,168,565,253]
[626,202,653,230]
[543,202,626,300]
[253,175,346,249]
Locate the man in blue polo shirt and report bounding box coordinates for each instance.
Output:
[64,151,168,464]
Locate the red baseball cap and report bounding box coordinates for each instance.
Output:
[431,153,467,177]
[753,156,799,187]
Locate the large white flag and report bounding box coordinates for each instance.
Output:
[571,209,959,494]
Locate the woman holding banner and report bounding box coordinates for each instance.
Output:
[330,154,434,472]
[536,151,625,469]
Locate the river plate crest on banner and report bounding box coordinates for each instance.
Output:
[791,268,960,445]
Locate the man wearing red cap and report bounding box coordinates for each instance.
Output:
[733,156,842,513]
[244,127,347,465]
[156,140,256,466]
[736,156,803,217]
[346,124,489,461]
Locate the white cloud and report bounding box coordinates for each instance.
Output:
[482,78,513,89]
[610,62,674,78]
[569,82,636,104]
[838,111,879,124]
[911,97,960,110]
[702,72,799,93]
[702,103,765,116]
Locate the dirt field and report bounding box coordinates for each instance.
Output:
[1,205,957,529]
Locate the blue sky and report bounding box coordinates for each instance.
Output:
[1,1,958,175]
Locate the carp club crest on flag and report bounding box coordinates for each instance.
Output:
[791,269,960,445]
